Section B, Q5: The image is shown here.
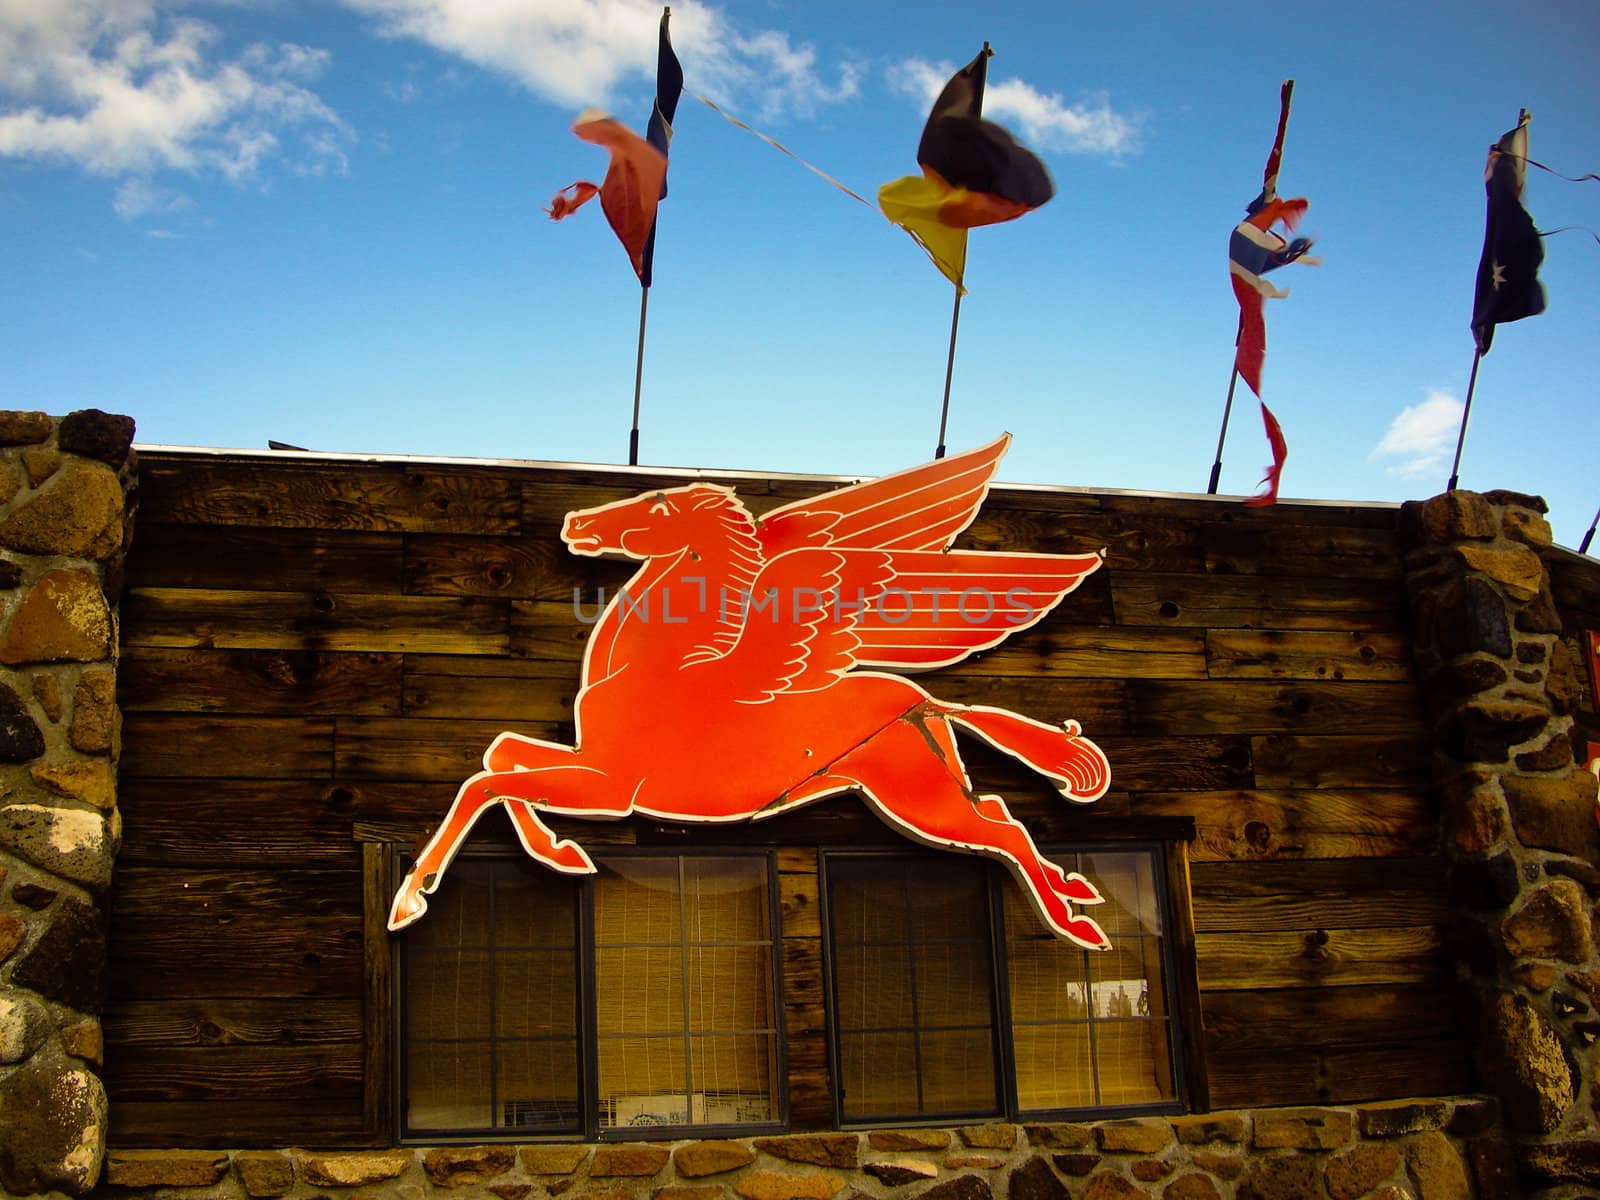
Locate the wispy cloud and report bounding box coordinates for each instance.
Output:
[112,177,190,221]
[1369,389,1464,479]
[341,0,859,120]
[887,59,1144,158]
[0,1,353,187]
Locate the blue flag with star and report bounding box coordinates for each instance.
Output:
[1471,112,1546,354]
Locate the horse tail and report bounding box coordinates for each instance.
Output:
[943,704,1110,802]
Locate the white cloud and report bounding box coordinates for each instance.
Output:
[1369,389,1465,479]
[112,176,190,219]
[888,58,1144,158]
[341,0,859,120]
[0,1,352,183]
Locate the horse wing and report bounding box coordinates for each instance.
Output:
[847,548,1105,669]
[706,548,896,703]
[756,435,1011,556]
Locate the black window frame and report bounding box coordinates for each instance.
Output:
[819,841,1191,1128]
[392,842,789,1144]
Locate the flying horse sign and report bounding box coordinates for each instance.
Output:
[388,436,1116,948]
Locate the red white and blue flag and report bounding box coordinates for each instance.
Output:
[1228,81,1318,505]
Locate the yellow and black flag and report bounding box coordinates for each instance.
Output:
[879,48,1054,290]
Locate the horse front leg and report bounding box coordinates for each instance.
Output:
[387,743,620,931]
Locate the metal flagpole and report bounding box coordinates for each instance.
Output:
[1208,315,1244,493]
[628,287,649,466]
[1579,503,1599,555]
[932,41,991,461]
[1446,349,1482,492]
[934,293,963,459]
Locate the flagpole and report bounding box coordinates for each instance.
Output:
[629,286,649,466]
[935,291,963,459]
[1208,312,1245,493]
[1579,504,1599,555]
[1446,348,1482,492]
[931,40,991,461]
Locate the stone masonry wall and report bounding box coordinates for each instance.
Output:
[1400,489,1600,1198]
[0,411,136,1199]
[98,1101,1499,1200]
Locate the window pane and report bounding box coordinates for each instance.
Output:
[1012,1024,1095,1110]
[1001,848,1176,1116]
[407,1040,491,1131]
[827,855,999,1122]
[494,950,579,1039]
[594,854,780,1132]
[407,949,490,1040]
[498,1041,581,1131]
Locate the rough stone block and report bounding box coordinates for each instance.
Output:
[0,569,113,665]
[1162,1174,1222,1200]
[0,913,23,962]
[1252,1107,1352,1150]
[0,804,117,890]
[945,1156,1005,1170]
[918,1176,992,1200]
[0,682,44,762]
[1434,576,1513,659]
[863,1160,937,1187]
[1514,585,1562,634]
[734,1170,843,1200]
[1051,1154,1099,1177]
[1500,505,1554,547]
[1445,783,1510,855]
[235,1150,295,1198]
[20,448,59,487]
[656,1187,724,1200]
[0,993,51,1064]
[11,897,106,1011]
[1237,1155,1320,1200]
[61,1019,103,1067]
[1436,698,1549,764]
[1354,1099,1451,1137]
[1445,1096,1499,1136]
[1518,1139,1600,1186]
[0,1061,104,1197]
[70,668,116,754]
[1404,1131,1470,1200]
[423,1146,516,1187]
[1082,1170,1143,1200]
[592,1146,672,1178]
[59,409,136,469]
[104,1149,226,1189]
[754,1135,859,1169]
[675,1141,757,1178]
[1006,1156,1066,1200]
[1325,1142,1400,1199]
[297,1150,415,1187]
[956,1124,1017,1150]
[31,673,61,722]
[1515,735,1574,772]
[0,412,53,446]
[1132,1159,1174,1182]
[1501,878,1593,962]
[1095,1119,1172,1154]
[521,1146,590,1175]
[1416,491,1499,543]
[1456,544,1544,601]
[1022,1124,1091,1150]
[1547,639,1583,714]
[1481,990,1574,1134]
[0,461,123,559]
[1448,851,1520,910]
[1191,1153,1243,1181]
[31,760,116,810]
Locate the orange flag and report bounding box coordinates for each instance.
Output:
[546,108,668,281]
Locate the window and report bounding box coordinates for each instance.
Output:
[397,849,785,1140]
[823,845,1183,1125]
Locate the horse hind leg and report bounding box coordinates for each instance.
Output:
[834,716,1110,950]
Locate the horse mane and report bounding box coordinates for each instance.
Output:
[680,485,765,661]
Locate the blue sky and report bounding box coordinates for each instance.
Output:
[3,1,1597,546]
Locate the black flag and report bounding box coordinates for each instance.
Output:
[1471,112,1546,353]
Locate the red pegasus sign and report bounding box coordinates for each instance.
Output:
[388,437,1115,948]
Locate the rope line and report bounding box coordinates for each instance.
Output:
[688,90,877,211]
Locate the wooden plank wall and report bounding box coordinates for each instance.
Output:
[107,451,1469,1147]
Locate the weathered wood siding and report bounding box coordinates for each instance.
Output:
[108,451,1469,1147]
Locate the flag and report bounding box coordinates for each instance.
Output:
[1228,80,1318,505]
[640,7,684,288]
[546,110,667,281]
[1471,112,1546,354]
[878,48,1054,289]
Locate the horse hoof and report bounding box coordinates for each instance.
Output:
[387,886,429,931]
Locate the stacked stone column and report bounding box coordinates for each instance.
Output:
[0,411,135,1199]
[1400,489,1600,1196]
